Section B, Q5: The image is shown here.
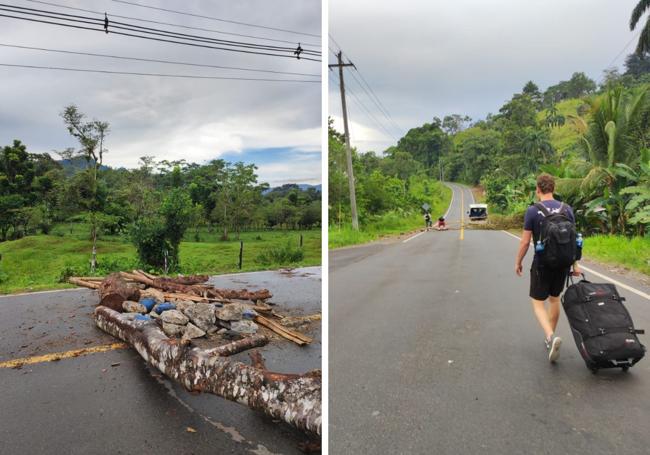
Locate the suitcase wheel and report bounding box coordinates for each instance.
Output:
[622,366,629,372]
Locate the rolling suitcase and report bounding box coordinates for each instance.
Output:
[562,274,646,373]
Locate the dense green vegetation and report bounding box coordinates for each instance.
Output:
[0,230,320,294]
[328,120,451,248]
[0,105,321,291]
[330,48,649,272]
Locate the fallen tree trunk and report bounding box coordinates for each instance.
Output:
[94,306,321,435]
[97,274,140,311]
[68,277,101,289]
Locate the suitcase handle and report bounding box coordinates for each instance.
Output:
[566,272,587,287]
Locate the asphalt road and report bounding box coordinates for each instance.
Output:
[330,183,650,454]
[0,267,321,455]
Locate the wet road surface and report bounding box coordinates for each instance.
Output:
[330,183,650,454]
[0,267,321,455]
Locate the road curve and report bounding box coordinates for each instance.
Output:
[330,183,650,455]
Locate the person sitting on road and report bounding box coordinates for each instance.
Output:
[435,216,448,231]
[515,173,581,363]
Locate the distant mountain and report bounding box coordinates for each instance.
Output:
[263,183,321,195]
[297,184,321,192]
[58,156,110,176]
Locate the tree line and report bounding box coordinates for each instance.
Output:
[331,56,650,237]
[1,105,321,269]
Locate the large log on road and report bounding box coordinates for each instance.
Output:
[98,274,140,311]
[93,306,321,435]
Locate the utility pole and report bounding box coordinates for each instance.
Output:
[329,51,359,230]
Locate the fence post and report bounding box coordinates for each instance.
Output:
[238,241,243,270]
[300,234,303,247]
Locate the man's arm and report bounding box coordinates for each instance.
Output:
[515,230,532,276]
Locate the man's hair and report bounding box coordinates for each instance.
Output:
[536,173,555,194]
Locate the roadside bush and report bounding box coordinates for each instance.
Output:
[58,263,87,282]
[257,240,304,265]
[130,219,172,270]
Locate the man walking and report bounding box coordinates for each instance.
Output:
[515,174,581,362]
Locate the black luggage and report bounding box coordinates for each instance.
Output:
[562,274,646,373]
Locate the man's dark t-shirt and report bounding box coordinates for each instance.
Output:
[523,199,575,256]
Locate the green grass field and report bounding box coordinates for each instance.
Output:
[582,235,650,276]
[329,181,452,249]
[0,230,321,294]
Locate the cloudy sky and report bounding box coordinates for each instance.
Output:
[329,0,640,154]
[0,0,321,186]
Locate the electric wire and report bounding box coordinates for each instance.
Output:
[0,4,320,55]
[0,11,321,61]
[112,0,320,38]
[329,38,402,138]
[0,43,321,77]
[329,70,397,141]
[0,62,321,82]
[21,0,320,47]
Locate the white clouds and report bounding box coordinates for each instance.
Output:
[0,0,321,183]
[330,0,639,154]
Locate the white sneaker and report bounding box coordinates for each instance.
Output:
[547,336,562,363]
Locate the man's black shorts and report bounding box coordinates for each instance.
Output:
[530,259,569,300]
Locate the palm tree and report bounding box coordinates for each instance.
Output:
[574,87,650,233]
[631,0,650,54]
[521,128,554,164]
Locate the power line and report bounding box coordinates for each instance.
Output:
[0,62,321,82]
[607,30,642,69]
[329,71,397,142]
[21,0,321,47]
[0,43,321,77]
[112,0,320,39]
[329,37,403,139]
[0,10,321,61]
[0,4,320,56]
[328,39,403,142]
[346,69,403,138]
[350,68,404,136]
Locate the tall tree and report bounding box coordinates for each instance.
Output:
[630,0,650,54]
[61,105,110,272]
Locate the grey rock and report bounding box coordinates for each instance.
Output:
[161,309,189,325]
[216,303,246,321]
[183,302,216,331]
[175,301,195,313]
[122,301,146,314]
[230,319,258,334]
[182,322,206,340]
[162,322,185,337]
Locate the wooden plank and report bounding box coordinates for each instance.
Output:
[255,315,312,345]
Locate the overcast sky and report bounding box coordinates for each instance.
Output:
[0,0,321,186]
[329,0,640,154]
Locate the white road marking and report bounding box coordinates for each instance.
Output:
[0,287,90,300]
[403,231,426,243]
[501,230,650,301]
[443,183,456,219]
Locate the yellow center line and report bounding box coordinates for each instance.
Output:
[0,342,128,369]
[460,188,465,241]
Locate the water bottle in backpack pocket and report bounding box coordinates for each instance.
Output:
[535,202,576,269]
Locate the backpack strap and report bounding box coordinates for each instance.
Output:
[534,202,551,217]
